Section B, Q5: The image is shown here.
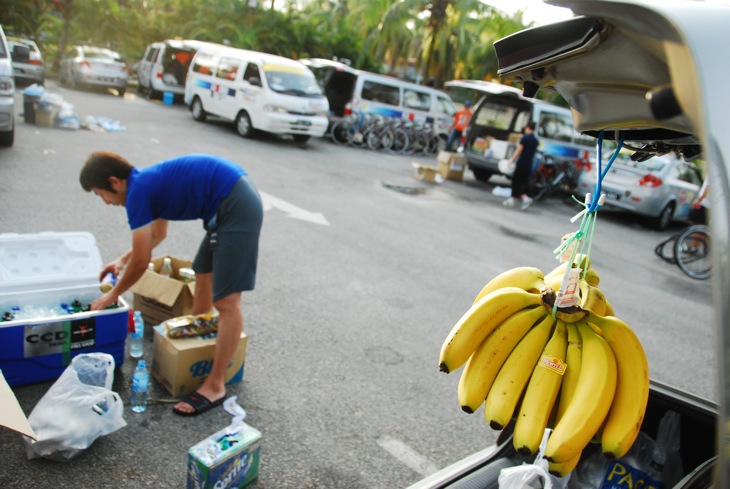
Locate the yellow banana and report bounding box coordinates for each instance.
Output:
[458,306,547,413]
[604,300,615,317]
[484,314,556,430]
[544,321,617,464]
[548,452,582,478]
[472,266,546,304]
[588,313,650,460]
[555,323,582,424]
[579,280,609,317]
[584,267,600,287]
[513,320,567,456]
[544,254,592,282]
[439,287,543,374]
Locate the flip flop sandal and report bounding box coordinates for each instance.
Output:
[172,390,225,417]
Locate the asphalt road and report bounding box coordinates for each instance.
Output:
[0,80,715,488]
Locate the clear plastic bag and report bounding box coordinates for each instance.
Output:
[23,353,127,461]
[499,429,570,489]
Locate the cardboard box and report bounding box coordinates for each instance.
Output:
[0,370,35,439]
[34,105,57,128]
[436,151,467,181]
[411,162,442,183]
[508,132,523,144]
[187,422,261,489]
[151,324,247,397]
[0,232,130,388]
[129,256,196,325]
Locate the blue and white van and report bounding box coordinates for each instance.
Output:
[463,92,596,183]
[185,47,329,143]
[301,58,457,141]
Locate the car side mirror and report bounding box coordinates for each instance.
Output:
[11,44,30,63]
[248,76,262,87]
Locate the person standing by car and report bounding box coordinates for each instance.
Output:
[79,152,264,416]
[445,100,473,152]
[503,121,539,210]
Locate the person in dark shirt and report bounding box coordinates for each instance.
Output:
[503,121,539,210]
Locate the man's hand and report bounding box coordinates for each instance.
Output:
[91,291,118,311]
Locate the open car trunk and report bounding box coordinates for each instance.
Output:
[409,1,730,487]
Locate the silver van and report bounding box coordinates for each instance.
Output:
[301,58,457,141]
[464,94,595,183]
[137,39,222,100]
[0,25,15,147]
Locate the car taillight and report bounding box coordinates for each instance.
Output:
[78,60,91,68]
[29,59,43,66]
[122,66,128,72]
[638,174,663,187]
[343,105,352,116]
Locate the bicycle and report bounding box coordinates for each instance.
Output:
[528,155,580,206]
[654,224,711,280]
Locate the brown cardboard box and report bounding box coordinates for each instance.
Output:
[34,105,57,128]
[412,162,442,183]
[151,324,247,397]
[508,132,523,144]
[129,256,196,325]
[436,151,467,181]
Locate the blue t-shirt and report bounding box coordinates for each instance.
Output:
[126,154,246,230]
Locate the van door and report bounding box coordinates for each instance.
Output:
[207,55,241,121]
[239,61,265,127]
[357,78,402,118]
[533,107,595,165]
[138,45,158,90]
[188,50,220,113]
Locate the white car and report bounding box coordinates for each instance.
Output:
[7,36,44,86]
[576,153,703,230]
[409,1,728,488]
[59,45,128,97]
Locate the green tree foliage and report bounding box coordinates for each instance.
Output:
[0,0,534,86]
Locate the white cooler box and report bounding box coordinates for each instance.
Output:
[0,232,130,388]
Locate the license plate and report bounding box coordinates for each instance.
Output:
[605,192,619,201]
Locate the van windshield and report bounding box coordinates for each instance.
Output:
[263,64,323,98]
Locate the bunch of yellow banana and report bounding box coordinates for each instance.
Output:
[438,259,650,477]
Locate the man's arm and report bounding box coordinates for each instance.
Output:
[91,219,168,310]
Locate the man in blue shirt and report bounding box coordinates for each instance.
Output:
[80,152,263,416]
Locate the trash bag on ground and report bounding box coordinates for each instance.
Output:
[23,353,127,462]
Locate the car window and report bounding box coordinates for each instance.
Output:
[216,56,239,81]
[243,62,261,83]
[404,89,431,111]
[676,163,703,185]
[362,80,400,106]
[146,47,159,62]
[472,102,520,130]
[437,95,456,116]
[537,110,574,143]
[192,52,217,76]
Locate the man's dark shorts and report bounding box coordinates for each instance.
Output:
[193,175,263,301]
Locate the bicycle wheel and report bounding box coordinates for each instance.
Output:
[386,129,409,155]
[674,224,711,279]
[331,119,353,146]
[530,171,549,201]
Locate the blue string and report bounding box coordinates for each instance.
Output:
[588,131,625,213]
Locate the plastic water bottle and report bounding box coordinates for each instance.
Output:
[131,360,149,413]
[130,311,144,359]
[160,257,173,278]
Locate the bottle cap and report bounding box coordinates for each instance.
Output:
[138,360,146,368]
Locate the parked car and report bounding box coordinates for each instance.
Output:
[137,39,223,100]
[0,25,15,147]
[59,45,128,96]
[6,36,44,86]
[576,153,703,230]
[409,1,728,488]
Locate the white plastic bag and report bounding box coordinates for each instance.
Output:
[499,429,570,489]
[498,158,516,177]
[24,353,127,461]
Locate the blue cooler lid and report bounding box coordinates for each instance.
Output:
[0,232,103,294]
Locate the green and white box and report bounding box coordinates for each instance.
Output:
[187,422,261,489]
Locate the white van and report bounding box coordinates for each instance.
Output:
[464,92,596,182]
[185,47,329,143]
[301,58,456,141]
[0,25,14,147]
[137,39,223,100]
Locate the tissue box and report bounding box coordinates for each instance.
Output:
[187,422,261,489]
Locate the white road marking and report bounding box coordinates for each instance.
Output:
[377,436,439,477]
[259,191,329,226]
